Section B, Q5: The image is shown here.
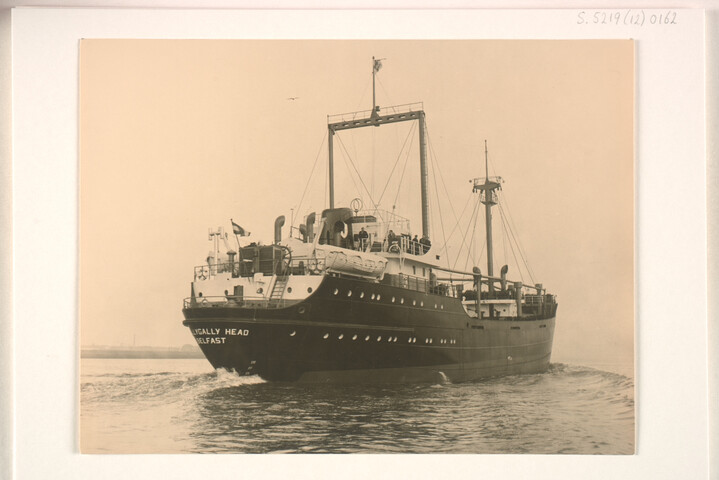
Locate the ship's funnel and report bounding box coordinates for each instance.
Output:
[500,265,509,291]
[306,213,316,243]
[274,215,285,244]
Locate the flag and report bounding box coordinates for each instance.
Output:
[231,219,249,236]
[373,58,382,72]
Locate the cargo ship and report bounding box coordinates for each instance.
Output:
[182,59,557,383]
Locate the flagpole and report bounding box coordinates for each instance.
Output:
[231,218,241,251]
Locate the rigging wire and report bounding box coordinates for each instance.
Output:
[376,122,417,208]
[499,201,534,284]
[334,133,384,221]
[459,196,482,271]
[428,145,450,269]
[295,129,328,224]
[498,204,526,284]
[376,77,395,108]
[425,122,475,260]
[499,191,537,281]
[354,74,372,113]
[485,145,537,282]
[390,128,417,212]
[438,193,474,262]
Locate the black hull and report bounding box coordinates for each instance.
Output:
[183,275,556,383]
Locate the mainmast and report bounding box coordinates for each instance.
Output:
[326,58,431,239]
[472,141,502,295]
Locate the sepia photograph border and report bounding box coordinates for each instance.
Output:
[6,5,712,480]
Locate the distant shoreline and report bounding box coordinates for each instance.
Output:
[81,346,204,359]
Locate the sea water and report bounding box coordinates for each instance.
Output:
[80,358,634,454]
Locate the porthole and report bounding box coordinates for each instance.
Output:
[323,333,329,339]
[434,304,437,309]
[371,293,376,300]
[412,338,416,343]
[425,338,429,344]
[333,288,339,295]
[352,334,358,340]
[298,306,306,314]
[430,338,433,344]
[338,334,344,340]
[365,335,370,341]
[408,337,413,343]
[400,298,404,304]
[290,331,296,337]
[224,290,229,295]
[391,296,396,303]
[347,290,352,297]
[360,292,365,299]
[377,294,381,301]
[387,337,392,342]
[307,287,313,293]
[440,304,444,310]
[257,287,263,294]
[420,301,424,307]
[412,300,416,306]
[377,336,382,341]
[287,287,293,293]
[198,292,203,297]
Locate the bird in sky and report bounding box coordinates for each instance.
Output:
[286,96,299,101]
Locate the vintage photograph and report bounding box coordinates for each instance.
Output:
[79,40,634,453]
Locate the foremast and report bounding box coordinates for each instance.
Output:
[326,57,430,240]
[472,140,502,295]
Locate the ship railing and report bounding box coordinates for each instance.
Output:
[194,257,327,280]
[183,296,298,309]
[327,102,424,124]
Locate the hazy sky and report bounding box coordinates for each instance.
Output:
[79,40,633,365]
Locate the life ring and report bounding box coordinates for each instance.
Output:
[389,243,400,254]
[340,221,349,239]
